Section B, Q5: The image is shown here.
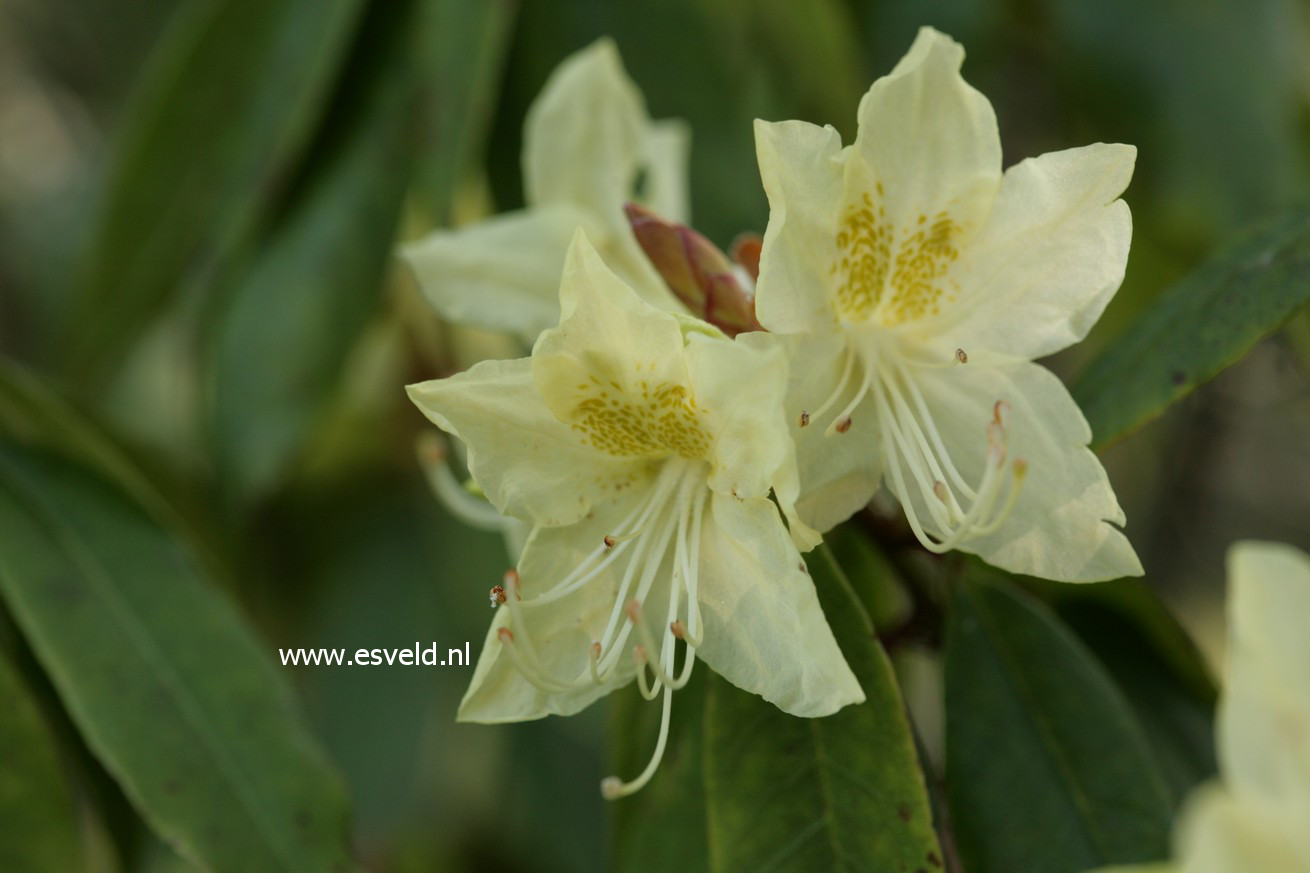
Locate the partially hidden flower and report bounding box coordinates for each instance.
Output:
[752,26,1141,582]
[402,38,690,343]
[406,232,862,798]
[1087,542,1310,873]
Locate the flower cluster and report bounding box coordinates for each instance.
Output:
[405,28,1142,797]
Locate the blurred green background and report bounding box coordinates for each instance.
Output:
[2,0,1309,870]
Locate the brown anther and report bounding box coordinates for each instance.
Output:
[671,621,686,640]
[799,562,809,574]
[603,534,616,549]
[992,400,1009,426]
[835,416,853,433]
[633,644,647,663]
[626,599,643,621]
[799,411,811,428]
[932,481,949,503]
[489,585,507,607]
[503,568,522,599]
[497,627,515,643]
[590,641,602,659]
[955,348,968,364]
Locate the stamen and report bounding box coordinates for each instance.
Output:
[873,364,1027,552]
[823,360,875,437]
[601,684,674,800]
[955,348,968,364]
[489,585,507,608]
[806,347,858,430]
[415,433,507,530]
[632,646,660,700]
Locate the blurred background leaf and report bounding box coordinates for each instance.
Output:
[0,441,357,873]
[61,0,368,382]
[0,652,84,873]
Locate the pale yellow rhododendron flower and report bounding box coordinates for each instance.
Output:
[1090,542,1310,873]
[402,38,689,343]
[407,232,862,798]
[752,26,1141,582]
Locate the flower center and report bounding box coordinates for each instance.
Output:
[490,459,708,799]
[801,343,1026,551]
[832,185,962,327]
[569,377,711,459]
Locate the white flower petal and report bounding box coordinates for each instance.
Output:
[1173,784,1309,873]
[781,334,882,535]
[1220,542,1310,806]
[695,493,864,717]
[682,330,790,502]
[407,357,644,528]
[523,38,648,217]
[532,233,700,457]
[903,361,1140,581]
[852,27,1000,235]
[753,118,846,334]
[932,144,1136,361]
[457,507,649,723]
[643,118,692,223]
[400,203,606,342]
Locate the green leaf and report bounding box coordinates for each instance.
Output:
[0,357,173,525]
[1073,207,1310,447]
[612,670,709,873]
[203,0,422,505]
[0,654,83,873]
[0,440,358,873]
[65,0,368,379]
[703,545,943,873]
[1030,579,1218,803]
[409,0,517,223]
[945,572,1174,873]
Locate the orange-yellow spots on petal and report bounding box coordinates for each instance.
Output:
[569,376,711,459]
[831,188,962,326]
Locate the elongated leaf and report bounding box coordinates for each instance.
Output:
[204,0,421,505]
[410,0,517,223]
[0,441,357,873]
[703,545,943,873]
[1073,207,1310,447]
[0,654,83,873]
[945,573,1174,873]
[1031,578,1218,803]
[65,0,368,378]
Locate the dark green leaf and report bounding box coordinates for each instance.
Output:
[1073,207,1310,447]
[945,572,1174,873]
[0,654,83,873]
[703,545,943,873]
[203,0,422,505]
[1030,578,1218,803]
[65,0,368,378]
[0,441,358,873]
